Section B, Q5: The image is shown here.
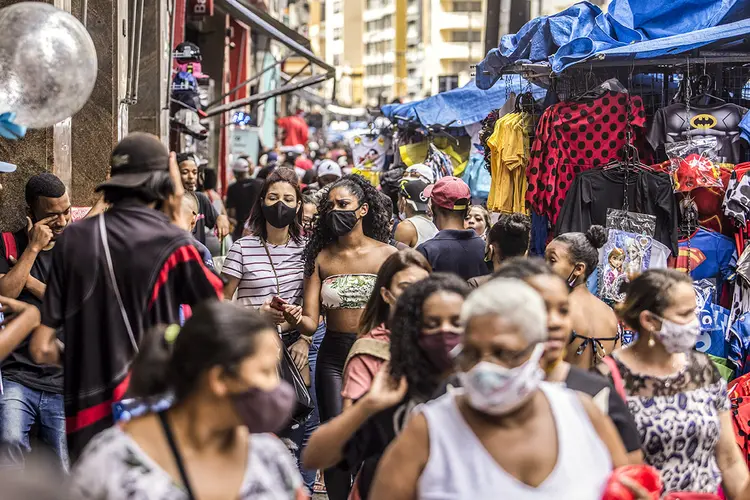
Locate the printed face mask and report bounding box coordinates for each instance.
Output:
[325,207,361,237]
[653,315,700,354]
[458,344,545,416]
[230,381,296,434]
[418,330,462,372]
[262,201,298,229]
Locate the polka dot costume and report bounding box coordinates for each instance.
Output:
[526,91,647,224]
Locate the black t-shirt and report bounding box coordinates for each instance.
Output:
[225,177,263,239]
[565,366,642,453]
[192,191,218,245]
[41,203,223,460]
[0,230,62,393]
[416,229,490,280]
[647,102,748,164]
[556,167,679,255]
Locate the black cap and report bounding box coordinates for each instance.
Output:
[96,133,169,191]
[399,178,430,212]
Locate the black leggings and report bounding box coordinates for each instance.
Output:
[316,330,357,500]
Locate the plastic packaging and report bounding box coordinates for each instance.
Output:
[665,137,722,192]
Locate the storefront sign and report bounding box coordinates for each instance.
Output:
[189,0,213,16]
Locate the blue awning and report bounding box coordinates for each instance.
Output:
[476,0,750,89]
[382,78,546,127]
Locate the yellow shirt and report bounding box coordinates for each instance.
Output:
[486,112,530,214]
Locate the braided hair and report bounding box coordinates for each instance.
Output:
[389,273,471,402]
[303,174,392,277]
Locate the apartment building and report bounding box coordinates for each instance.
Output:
[422,0,483,95]
[323,0,366,106]
[362,0,424,106]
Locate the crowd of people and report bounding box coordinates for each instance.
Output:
[0,131,748,499]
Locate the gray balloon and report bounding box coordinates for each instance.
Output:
[0,2,97,128]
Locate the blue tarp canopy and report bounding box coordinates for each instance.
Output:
[381,78,546,127]
[476,0,750,89]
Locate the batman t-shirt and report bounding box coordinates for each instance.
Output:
[647,103,748,163]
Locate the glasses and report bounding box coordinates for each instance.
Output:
[454,342,542,369]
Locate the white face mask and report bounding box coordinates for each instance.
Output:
[458,344,545,416]
[653,315,700,354]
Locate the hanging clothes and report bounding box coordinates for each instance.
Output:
[486,111,532,214]
[675,227,737,290]
[647,102,748,163]
[525,91,648,225]
[423,143,454,180]
[556,166,679,255]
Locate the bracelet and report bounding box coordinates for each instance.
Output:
[298,335,313,345]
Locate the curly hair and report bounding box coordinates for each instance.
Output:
[303,174,392,277]
[389,273,471,402]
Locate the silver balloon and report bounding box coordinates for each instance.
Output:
[0,2,97,128]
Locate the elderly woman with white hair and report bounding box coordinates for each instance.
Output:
[370,278,630,500]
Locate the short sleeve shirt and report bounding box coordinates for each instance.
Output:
[70,427,303,499]
[192,191,218,245]
[222,235,305,308]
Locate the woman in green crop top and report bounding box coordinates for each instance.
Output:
[295,175,396,499]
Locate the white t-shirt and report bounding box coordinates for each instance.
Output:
[222,235,306,308]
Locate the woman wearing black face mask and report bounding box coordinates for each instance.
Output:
[298,174,396,499]
[69,300,305,499]
[222,167,305,335]
[303,273,470,500]
[545,225,619,370]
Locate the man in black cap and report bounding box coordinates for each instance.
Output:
[393,178,438,248]
[30,132,222,460]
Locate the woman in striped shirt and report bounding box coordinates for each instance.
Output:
[222,167,306,340]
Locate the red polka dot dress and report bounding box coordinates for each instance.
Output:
[525,91,647,225]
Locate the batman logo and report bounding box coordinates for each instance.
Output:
[690,114,718,129]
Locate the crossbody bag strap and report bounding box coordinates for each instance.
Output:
[259,238,281,295]
[158,412,197,500]
[98,215,139,354]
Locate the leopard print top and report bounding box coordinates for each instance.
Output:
[611,350,729,494]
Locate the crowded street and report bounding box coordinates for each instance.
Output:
[3,0,750,499]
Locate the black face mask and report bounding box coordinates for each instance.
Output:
[325,207,361,237]
[262,201,297,229]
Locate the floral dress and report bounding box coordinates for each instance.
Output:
[611,350,729,493]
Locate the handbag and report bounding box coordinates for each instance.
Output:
[260,238,314,425]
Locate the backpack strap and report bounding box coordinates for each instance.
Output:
[1,232,17,262]
[600,355,627,402]
[344,338,391,374]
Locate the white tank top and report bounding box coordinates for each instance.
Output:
[417,382,612,500]
[407,215,438,246]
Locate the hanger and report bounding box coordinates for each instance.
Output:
[514,92,535,113]
[690,74,725,106]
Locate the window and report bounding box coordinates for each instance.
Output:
[438,75,459,93]
[451,30,481,43]
[333,27,342,40]
[333,0,342,14]
[333,54,341,66]
[452,1,481,12]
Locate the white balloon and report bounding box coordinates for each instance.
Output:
[0,2,97,128]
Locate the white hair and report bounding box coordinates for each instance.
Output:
[460,278,548,344]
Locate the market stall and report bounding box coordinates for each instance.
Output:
[474,0,750,381]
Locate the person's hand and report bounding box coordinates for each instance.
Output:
[216,214,230,240]
[259,299,285,325]
[618,477,654,500]
[27,216,55,253]
[282,304,303,326]
[362,363,408,413]
[289,337,310,372]
[164,152,186,227]
[0,295,38,326]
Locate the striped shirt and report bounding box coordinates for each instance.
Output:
[222,235,306,308]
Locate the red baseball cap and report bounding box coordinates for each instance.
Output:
[423,176,471,211]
